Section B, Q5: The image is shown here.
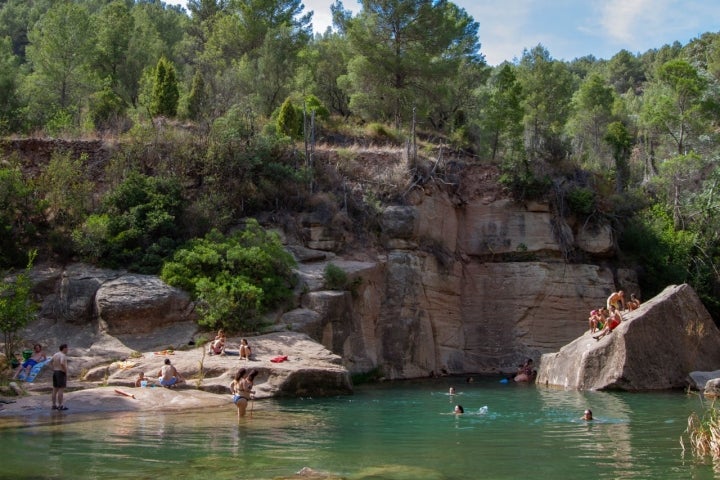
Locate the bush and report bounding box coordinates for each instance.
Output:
[566,187,595,215]
[73,172,185,273]
[161,220,297,332]
[324,263,348,290]
[0,251,38,362]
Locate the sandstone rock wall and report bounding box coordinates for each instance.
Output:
[19,189,634,381]
[283,190,627,379]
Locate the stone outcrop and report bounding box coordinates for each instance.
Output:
[11,324,351,401]
[95,274,195,334]
[688,370,720,391]
[536,284,720,390]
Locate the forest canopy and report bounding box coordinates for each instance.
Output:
[1,0,720,319]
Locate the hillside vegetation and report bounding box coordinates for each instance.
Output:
[1,1,720,320]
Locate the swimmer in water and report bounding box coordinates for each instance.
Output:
[449,387,456,395]
[582,409,593,421]
[454,405,464,414]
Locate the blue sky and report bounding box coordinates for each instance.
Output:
[165,0,719,65]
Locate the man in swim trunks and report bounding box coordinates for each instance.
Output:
[158,358,183,387]
[51,344,68,410]
[606,290,626,311]
[14,343,46,379]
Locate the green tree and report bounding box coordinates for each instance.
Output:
[0,250,38,363]
[232,0,312,57]
[482,63,524,161]
[0,165,41,268]
[296,31,351,116]
[0,36,20,132]
[150,56,180,117]
[567,73,615,166]
[186,69,208,121]
[606,49,645,95]
[23,2,98,126]
[339,0,483,128]
[604,121,633,193]
[93,1,134,90]
[161,220,297,331]
[276,96,302,138]
[641,59,706,155]
[517,44,576,161]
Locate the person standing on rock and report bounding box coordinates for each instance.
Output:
[607,290,626,311]
[51,344,69,411]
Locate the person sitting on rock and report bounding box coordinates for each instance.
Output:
[239,338,252,360]
[627,293,641,310]
[593,306,622,340]
[158,358,183,387]
[209,331,226,356]
[588,309,600,333]
[514,358,536,382]
[13,343,46,379]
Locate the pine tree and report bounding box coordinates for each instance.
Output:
[150,56,179,117]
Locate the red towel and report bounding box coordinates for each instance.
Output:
[270,355,289,363]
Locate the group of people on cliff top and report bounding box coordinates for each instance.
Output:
[588,290,641,340]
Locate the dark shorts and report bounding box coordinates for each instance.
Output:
[53,370,67,389]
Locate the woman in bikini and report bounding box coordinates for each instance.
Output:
[230,368,248,421]
[231,368,258,419]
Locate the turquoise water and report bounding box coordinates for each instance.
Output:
[0,377,717,479]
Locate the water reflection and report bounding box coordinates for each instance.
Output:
[0,381,716,480]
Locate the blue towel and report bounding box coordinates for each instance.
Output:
[17,358,51,382]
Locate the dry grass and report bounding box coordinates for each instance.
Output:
[683,402,720,468]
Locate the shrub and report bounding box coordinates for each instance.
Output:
[324,263,348,290]
[0,251,38,362]
[73,171,185,273]
[566,186,595,215]
[161,219,297,332]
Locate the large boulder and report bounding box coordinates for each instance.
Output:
[57,264,123,324]
[536,284,720,390]
[95,274,195,334]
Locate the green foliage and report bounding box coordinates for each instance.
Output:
[185,69,206,121]
[89,85,127,131]
[23,2,99,129]
[276,97,301,138]
[0,163,41,268]
[161,220,297,332]
[566,187,595,216]
[150,56,179,117]
[73,172,184,273]
[0,250,38,361]
[619,204,695,298]
[324,263,348,290]
[37,151,94,230]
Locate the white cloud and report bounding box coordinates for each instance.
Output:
[468,1,536,65]
[598,0,654,43]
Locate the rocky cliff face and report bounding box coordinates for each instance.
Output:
[281,174,637,379]
[19,168,638,381]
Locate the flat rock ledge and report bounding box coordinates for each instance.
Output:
[536,284,720,391]
[1,331,352,418]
